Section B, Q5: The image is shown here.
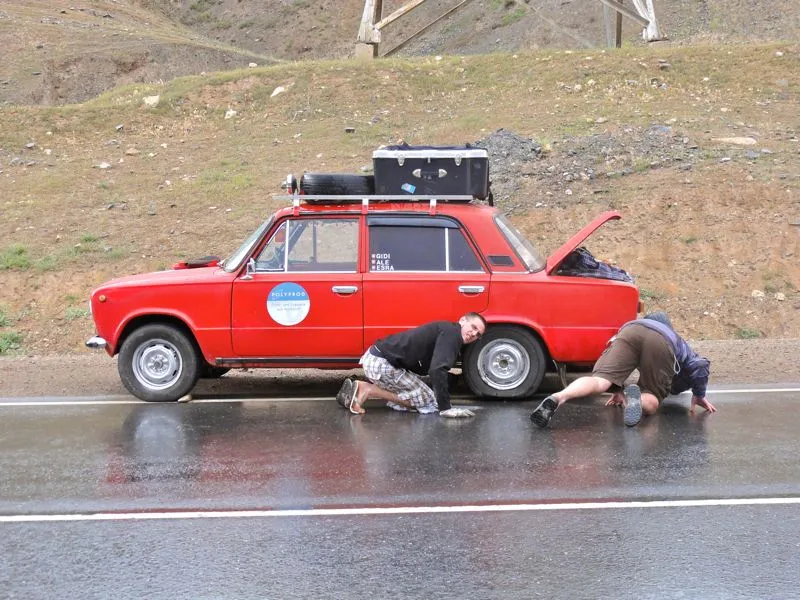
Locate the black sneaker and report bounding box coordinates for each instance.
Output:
[336,378,354,408]
[530,395,559,428]
[623,384,642,427]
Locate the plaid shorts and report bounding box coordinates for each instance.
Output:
[359,349,438,413]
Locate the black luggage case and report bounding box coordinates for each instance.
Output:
[373,144,490,199]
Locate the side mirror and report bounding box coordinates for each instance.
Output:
[241,258,256,280]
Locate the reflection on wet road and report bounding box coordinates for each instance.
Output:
[1,387,799,598]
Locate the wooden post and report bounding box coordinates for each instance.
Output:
[355,0,383,57]
[603,4,615,47]
[598,0,651,47]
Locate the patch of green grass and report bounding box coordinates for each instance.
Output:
[103,248,128,261]
[0,245,31,270]
[682,236,698,245]
[64,294,79,305]
[640,288,666,301]
[735,326,761,339]
[197,164,254,195]
[189,0,217,12]
[239,19,256,29]
[35,255,59,271]
[0,307,9,328]
[502,7,526,27]
[64,307,91,321]
[763,282,779,294]
[69,244,95,257]
[98,181,112,190]
[80,233,99,243]
[0,331,23,354]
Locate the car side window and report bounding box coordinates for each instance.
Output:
[448,228,483,272]
[256,221,288,271]
[369,223,483,272]
[256,218,358,272]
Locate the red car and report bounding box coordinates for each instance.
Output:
[87,196,640,402]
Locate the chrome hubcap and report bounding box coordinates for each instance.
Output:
[132,339,183,391]
[477,339,531,391]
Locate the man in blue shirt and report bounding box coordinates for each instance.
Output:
[530,311,715,428]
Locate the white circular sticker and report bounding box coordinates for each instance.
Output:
[267,282,310,326]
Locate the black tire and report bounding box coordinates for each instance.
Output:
[200,365,230,379]
[299,173,375,195]
[462,325,546,399]
[118,323,200,402]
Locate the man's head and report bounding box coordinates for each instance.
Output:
[644,311,673,330]
[458,312,487,344]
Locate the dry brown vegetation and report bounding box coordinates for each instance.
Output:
[0,2,798,356]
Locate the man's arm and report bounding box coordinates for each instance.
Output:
[688,356,710,399]
[428,331,461,412]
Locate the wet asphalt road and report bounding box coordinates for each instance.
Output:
[1,385,799,599]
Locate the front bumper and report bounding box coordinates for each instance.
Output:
[85,336,107,349]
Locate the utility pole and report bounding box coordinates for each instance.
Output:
[599,0,665,46]
[355,0,473,59]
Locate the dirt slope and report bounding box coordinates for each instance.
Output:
[3,0,800,106]
[0,36,797,357]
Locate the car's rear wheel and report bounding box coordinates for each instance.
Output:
[462,325,546,399]
[118,324,200,402]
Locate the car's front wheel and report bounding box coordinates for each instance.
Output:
[462,325,546,399]
[118,324,200,402]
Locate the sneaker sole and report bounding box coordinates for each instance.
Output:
[336,378,354,408]
[623,384,642,427]
[530,396,558,428]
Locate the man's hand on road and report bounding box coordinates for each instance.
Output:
[440,408,475,418]
[690,395,717,414]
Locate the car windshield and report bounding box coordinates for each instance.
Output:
[222,216,274,273]
[494,214,546,272]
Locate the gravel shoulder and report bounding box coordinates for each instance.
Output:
[1,339,798,398]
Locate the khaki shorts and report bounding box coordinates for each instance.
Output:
[592,324,675,401]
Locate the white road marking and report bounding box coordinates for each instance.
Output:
[0,386,799,407]
[2,496,799,523]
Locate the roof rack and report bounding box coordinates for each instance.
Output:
[273,194,480,216]
[273,194,475,203]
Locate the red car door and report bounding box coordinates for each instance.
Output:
[362,215,490,344]
[231,217,363,360]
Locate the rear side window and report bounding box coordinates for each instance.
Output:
[369,219,483,272]
[494,214,546,272]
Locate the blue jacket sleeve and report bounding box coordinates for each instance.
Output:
[671,352,710,398]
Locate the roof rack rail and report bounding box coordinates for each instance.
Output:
[272,194,476,203]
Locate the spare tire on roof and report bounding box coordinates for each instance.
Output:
[299,173,375,195]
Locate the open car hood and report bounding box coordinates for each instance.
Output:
[545,210,622,275]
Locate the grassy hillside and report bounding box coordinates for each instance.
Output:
[2,0,799,106]
[0,43,798,354]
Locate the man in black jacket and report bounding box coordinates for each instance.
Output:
[336,312,487,418]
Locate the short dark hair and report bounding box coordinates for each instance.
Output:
[463,312,487,329]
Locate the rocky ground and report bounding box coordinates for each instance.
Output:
[1,338,798,398]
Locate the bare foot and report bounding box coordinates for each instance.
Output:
[349,381,366,415]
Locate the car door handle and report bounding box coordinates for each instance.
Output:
[458,285,485,294]
[332,285,359,295]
